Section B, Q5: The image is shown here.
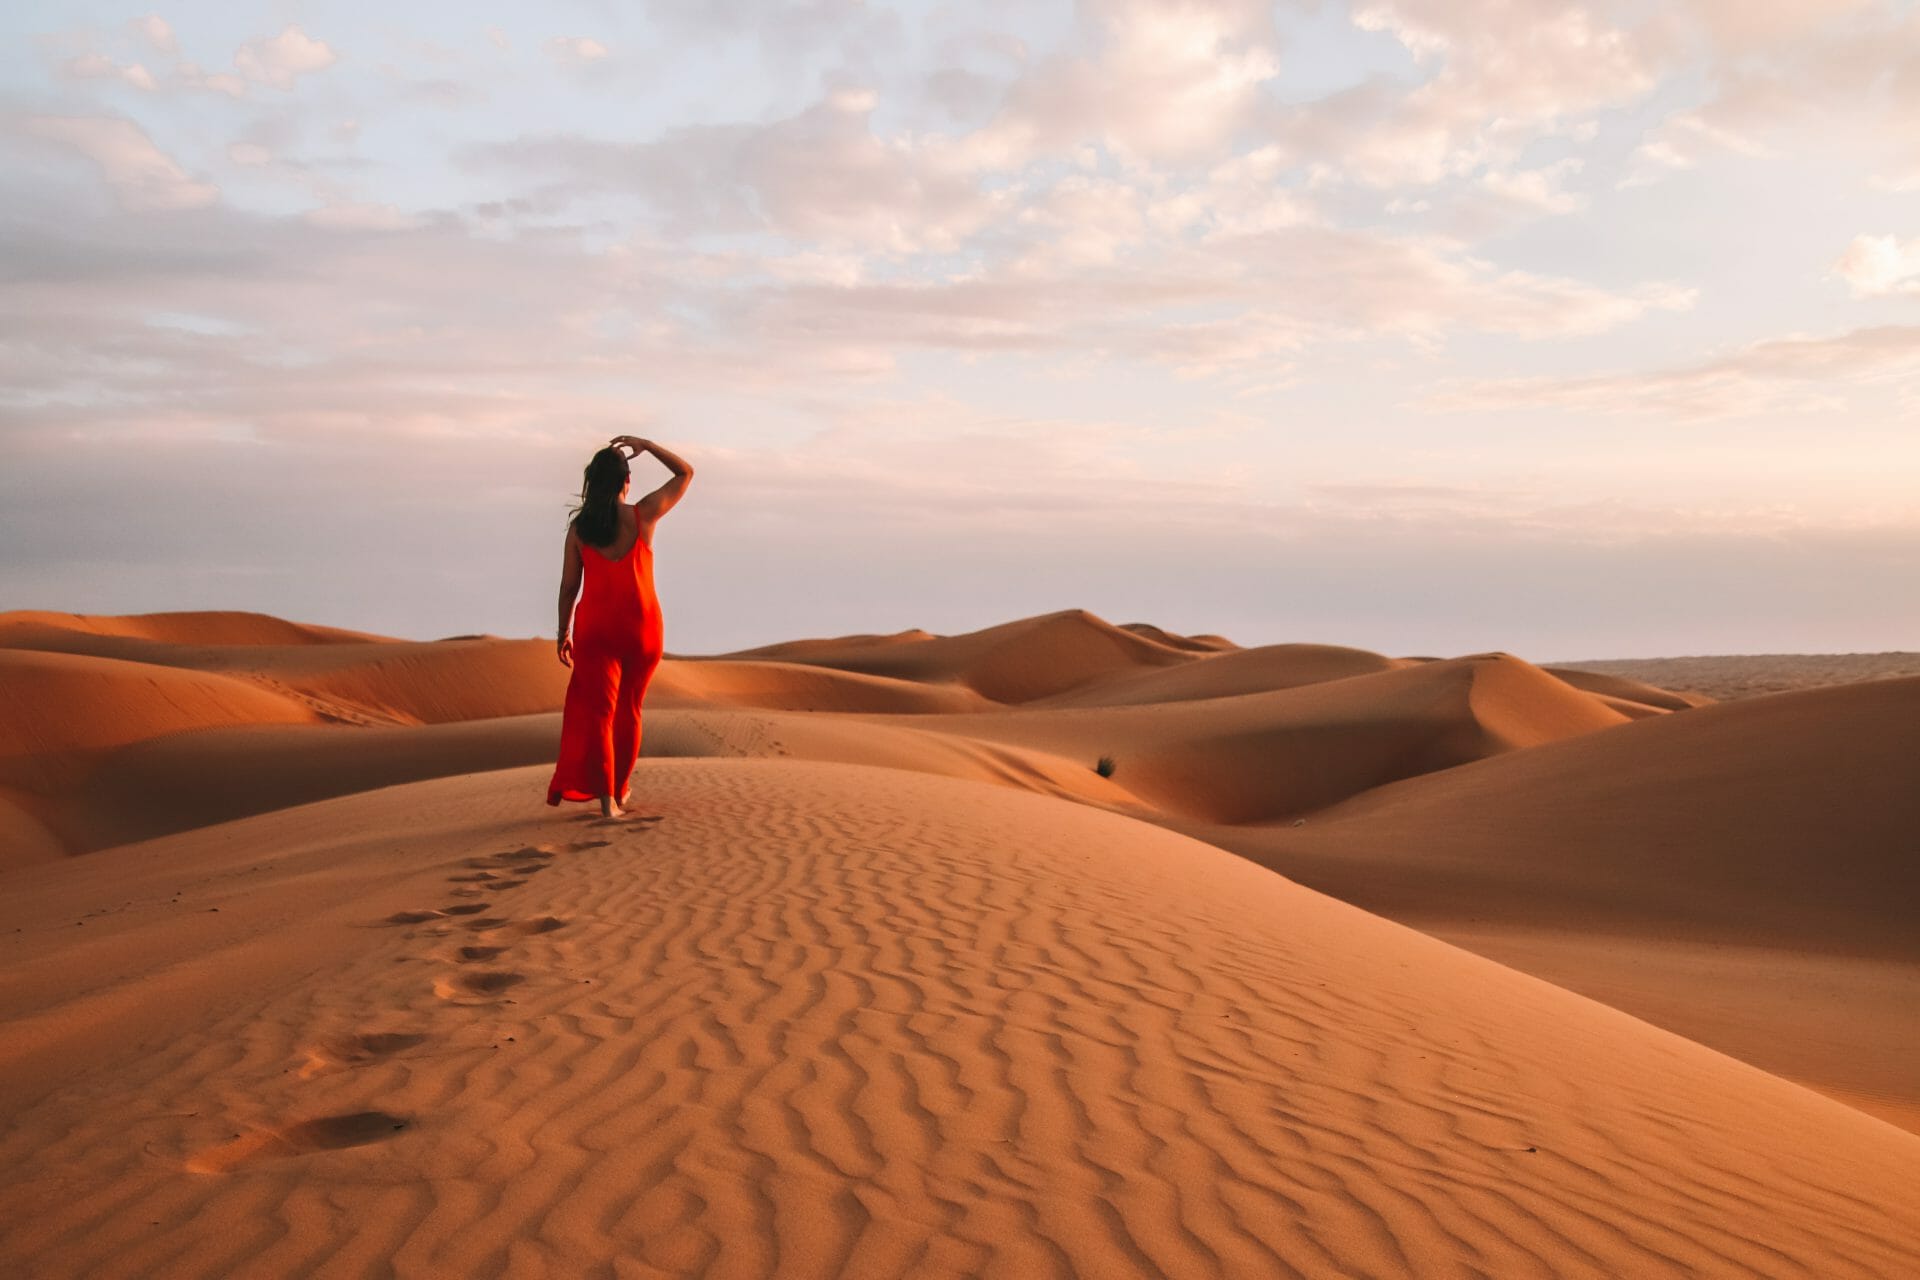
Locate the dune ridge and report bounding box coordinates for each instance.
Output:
[2,762,1915,1279]
[1254,676,1920,954]
[0,609,386,649]
[716,609,1194,703]
[863,653,1633,825]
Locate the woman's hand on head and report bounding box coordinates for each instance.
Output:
[610,435,651,458]
[556,635,573,668]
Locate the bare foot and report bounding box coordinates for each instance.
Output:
[598,796,624,820]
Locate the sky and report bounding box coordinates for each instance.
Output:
[2,0,1917,659]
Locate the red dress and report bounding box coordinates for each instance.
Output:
[547,513,664,805]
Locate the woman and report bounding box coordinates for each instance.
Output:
[548,435,694,817]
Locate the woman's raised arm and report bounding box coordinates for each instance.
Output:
[613,437,694,523]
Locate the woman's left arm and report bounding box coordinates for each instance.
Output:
[555,528,583,666]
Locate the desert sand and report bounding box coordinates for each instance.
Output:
[2,608,1917,1278]
[1560,651,1920,702]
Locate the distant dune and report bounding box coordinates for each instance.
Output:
[2,607,1916,1276]
[1561,651,1920,701]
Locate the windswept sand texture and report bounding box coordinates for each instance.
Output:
[3,765,1918,1278]
[2,608,1917,1276]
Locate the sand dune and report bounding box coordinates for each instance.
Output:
[647,709,1148,815]
[4,606,1917,1273]
[719,627,938,661]
[0,613,567,726]
[1117,621,1239,652]
[46,704,1137,859]
[0,649,326,870]
[879,653,1632,824]
[2,762,1915,1279]
[52,716,563,855]
[1541,665,1709,712]
[1037,641,1403,708]
[0,791,65,866]
[721,609,1194,703]
[0,608,385,649]
[1252,676,1920,953]
[0,649,322,762]
[654,659,995,714]
[1179,676,1920,1130]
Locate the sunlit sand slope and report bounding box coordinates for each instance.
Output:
[653,659,995,713]
[1192,676,1920,1131]
[881,653,1632,823]
[0,609,386,648]
[720,609,1193,702]
[0,613,566,726]
[0,762,1914,1279]
[1260,676,1920,953]
[1035,641,1402,707]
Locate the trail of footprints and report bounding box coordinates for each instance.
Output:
[185,824,656,1174]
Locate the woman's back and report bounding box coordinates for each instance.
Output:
[572,506,659,642]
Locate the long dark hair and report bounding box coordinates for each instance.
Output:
[570,447,630,547]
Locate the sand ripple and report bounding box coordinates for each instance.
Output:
[1,761,1915,1278]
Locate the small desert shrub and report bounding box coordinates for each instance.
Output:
[1095,755,1116,778]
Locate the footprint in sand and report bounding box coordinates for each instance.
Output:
[459,914,566,937]
[448,871,498,883]
[439,903,490,916]
[432,970,524,1001]
[383,910,445,925]
[297,1032,428,1079]
[457,945,507,962]
[185,1112,407,1173]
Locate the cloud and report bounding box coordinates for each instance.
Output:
[1834,234,1920,298]
[476,96,1009,254]
[965,0,1280,167]
[472,54,1688,359]
[546,36,609,63]
[176,62,248,97]
[1479,159,1586,214]
[1622,5,1920,189]
[226,142,272,167]
[62,53,159,92]
[1289,0,1663,187]
[1431,325,1920,419]
[234,25,339,90]
[20,115,217,210]
[302,201,426,231]
[135,14,178,55]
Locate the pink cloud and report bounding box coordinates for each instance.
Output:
[1430,325,1920,419]
[1834,235,1920,298]
[21,115,216,210]
[234,25,338,91]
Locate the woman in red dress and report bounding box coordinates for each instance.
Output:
[548,436,694,818]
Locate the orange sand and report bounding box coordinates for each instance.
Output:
[2,608,1916,1277]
